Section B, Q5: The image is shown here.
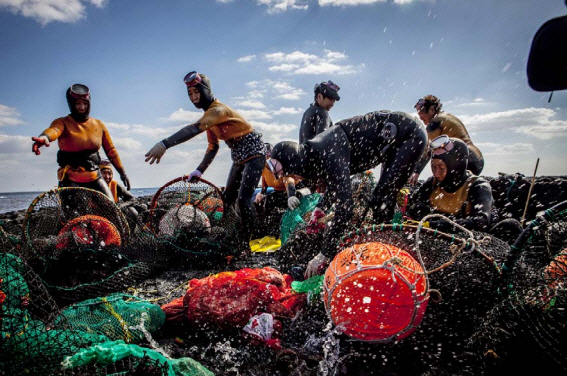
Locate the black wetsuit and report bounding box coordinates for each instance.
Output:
[299,102,333,143]
[407,138,494,232]
[272,110,427,258]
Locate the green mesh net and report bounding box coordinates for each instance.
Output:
[465,200,567,374]
[53,293,165,343]
[280,193,321,245]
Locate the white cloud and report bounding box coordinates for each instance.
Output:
[243,79,306,101]
[251,121,298,143]
[254,0,308,14]
[237,55,256,63]
[319,0,387,6]
[233,100,266,109]
[476,142,534,157]
[273,107,303,115]
[264,49,358,75]
[0,104,24,127]
[459,107,567,139]
[167,108,202,123]
[0,0,107,25]
[112,137,143,152]
[236,109,272,120]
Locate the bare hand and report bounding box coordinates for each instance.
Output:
[407,172,419,185]
[145,142,166,164]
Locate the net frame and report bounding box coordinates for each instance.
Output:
[146,176,224,235]
[21,187,130,259]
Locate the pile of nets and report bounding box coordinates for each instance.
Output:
[19,188,162,306]
[465,200,567,375]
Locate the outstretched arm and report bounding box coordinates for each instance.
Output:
[145,122,202,164]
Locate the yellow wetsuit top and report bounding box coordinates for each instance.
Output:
[427,113,482,159]
[429,175,478,216]
[201,100,254,154]
[41,115,125,182]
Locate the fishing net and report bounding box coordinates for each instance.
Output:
[21,187,130,261]
[280,220,510,374]
[489,174,567,222]
[466,200,567,374]
[52,293,166,343]
[0,252,109,375]
[15,188,174,306]
[146,176,236,260]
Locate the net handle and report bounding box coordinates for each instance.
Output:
[148,176,223,212]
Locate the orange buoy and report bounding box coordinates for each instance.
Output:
[543,248,567,292]
[324,242,429,342]
[56,215,122,250]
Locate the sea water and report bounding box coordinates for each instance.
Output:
[0,187,159,214]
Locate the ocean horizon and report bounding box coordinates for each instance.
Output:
[0,187,160,214]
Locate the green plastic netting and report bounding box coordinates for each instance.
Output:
[53,293,165,344]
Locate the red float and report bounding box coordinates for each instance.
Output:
[324,242,429,342]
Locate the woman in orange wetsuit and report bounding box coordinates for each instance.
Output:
[145,72,266,255]
[31,84,130,200]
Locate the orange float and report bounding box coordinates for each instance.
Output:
[324,241,429,342]
[543,247,567,294]
[56,215,122,250]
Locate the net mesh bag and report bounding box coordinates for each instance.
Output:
[18,188,157,306]
[466,200,567,374]
[21,187,130,261]
[146,176,236,259]
[52,293,166,344]
[0,252,110,375]
[281,221,510,375]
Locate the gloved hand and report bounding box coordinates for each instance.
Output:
[31,135,50,155]
[304,252,330,279]
[306,207,326,234]
[308,208,325,226]
[144,142,167,164]
[120,172,131,191]
[188,169,202,181]
[287,196,300,210]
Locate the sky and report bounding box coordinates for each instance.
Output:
[0,0,566,193]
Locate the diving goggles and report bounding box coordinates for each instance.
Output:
[430,135,454,155]
[69,84,90,100]
[321,80,340,91]
[414,98,426,112]
[266,159,283,178]
[184,71,203,87]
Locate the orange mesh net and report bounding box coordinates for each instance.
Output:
[324,241,429,342]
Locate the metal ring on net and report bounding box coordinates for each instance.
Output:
[21,187,130,259]
[146,176,224,234]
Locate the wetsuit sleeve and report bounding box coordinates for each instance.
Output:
[284,177,296,198]
[406,178,435,220]
[454,179,493,231]
[41,118,66,141]
[161,122,203,149]
[413,151,431,175]
[117,183,135,202]
[195,130,219,173]
[299,110,315,144]
[101,124,126,175]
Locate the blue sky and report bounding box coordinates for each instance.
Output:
[0,0,566,193]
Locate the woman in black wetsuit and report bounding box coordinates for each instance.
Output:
[270,110,427,277]
[407,135,494,232]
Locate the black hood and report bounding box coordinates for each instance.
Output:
[66,86,90,122]
[188,73,215,110]
[270,141,303,175]
[432,137,469,193]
